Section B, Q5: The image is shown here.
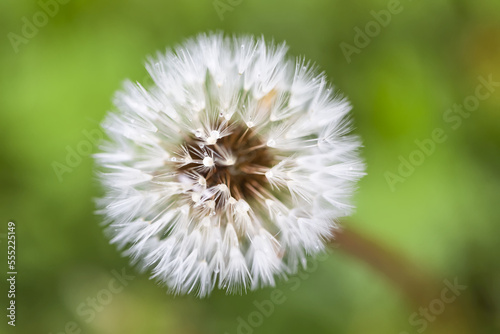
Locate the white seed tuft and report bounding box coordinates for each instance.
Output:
[95,32,365,298]
[203,156,214,167]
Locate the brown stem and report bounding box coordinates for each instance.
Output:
[331,225,474,334]
[331,225,438,307]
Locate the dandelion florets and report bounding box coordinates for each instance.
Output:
[95,32,365,297]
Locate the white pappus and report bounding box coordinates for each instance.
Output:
[95,32,365,297]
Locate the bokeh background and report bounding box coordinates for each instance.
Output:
[1,0,499,333]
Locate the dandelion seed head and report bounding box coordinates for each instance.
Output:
[95,32,365,297]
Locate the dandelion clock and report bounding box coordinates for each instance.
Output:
[95,32,365,297]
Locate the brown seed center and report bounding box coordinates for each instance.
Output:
[180,125,275,210]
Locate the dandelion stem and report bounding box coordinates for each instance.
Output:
[331,225,437,307]
[331,225,473,334]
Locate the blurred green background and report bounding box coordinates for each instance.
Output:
[1,0,499,333]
